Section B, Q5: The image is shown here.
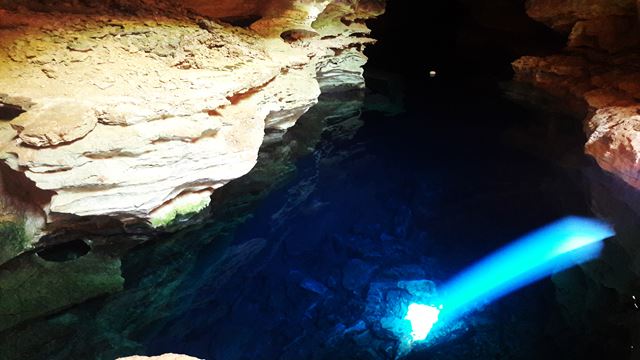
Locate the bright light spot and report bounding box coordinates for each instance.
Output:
[404,303,440,341]
[395,217,612,346]
[429,70,437,77]
[554,235,595,255]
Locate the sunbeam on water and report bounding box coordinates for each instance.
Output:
[404,216,614,342]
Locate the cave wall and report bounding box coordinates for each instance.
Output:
[514,0,640,193]
[0,0,385,333]
[0,0,384,263]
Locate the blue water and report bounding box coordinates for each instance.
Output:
[128,73,613,359]
[4,70,632,360]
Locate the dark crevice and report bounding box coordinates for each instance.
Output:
[0,103,25,121]
[219,15,262,28]
[280,29,319,43]
[36,239,91,262]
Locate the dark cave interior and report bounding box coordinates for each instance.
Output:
[1,1,640,359]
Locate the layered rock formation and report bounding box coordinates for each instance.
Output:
[513,0,640,191]
[0,0,384,264]
[0,89,374,359]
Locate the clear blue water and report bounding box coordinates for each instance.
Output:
[3,55,638,360]
[2,2,639,358]
[123,72,617,359]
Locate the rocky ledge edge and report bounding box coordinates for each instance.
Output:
[512,0,640,195]
[0,0,385,265]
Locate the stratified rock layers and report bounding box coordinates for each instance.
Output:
[0,1,384,263]
[513,0,640,190]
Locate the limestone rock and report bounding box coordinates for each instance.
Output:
[10,100,98,147]
[526,0,639,53]
[0,0,384,264]
[514,0,640,191]
[0,251,124,332]
[568,16,640,52]
[526,0,637,32]
[585,106,640,189]
[513,51,640,190]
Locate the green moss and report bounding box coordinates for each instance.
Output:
[0,220,30,266]
[0,252,123,332]
[150,198,210,228]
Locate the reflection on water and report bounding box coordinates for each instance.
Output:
[1,72,640,360]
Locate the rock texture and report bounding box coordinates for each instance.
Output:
[513,0,640,190]
[0,0,384,264]
[0,89,375,359]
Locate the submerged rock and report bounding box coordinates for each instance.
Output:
[0,251,123,332]
[343,259,378,293]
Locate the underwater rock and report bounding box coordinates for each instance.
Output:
[343,258,378,293]
[362,279,445,358]
[0,251,123,332]
[299,277,330,296]
[397,279,437,299]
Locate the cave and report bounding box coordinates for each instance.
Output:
[36,239,91,262]
[0,103,25,121]
[0,1,639,359]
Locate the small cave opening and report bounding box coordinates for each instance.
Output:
[219,14,262,28]
[340,17,367,27]
[0,103,25,120]
[280,29,319,43]
[36,239,91,262]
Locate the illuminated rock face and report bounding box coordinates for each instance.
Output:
[0,0,384,262]
[514,0,640,191]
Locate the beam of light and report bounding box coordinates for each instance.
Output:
[404,304,441,341]
[403,216,613,341]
